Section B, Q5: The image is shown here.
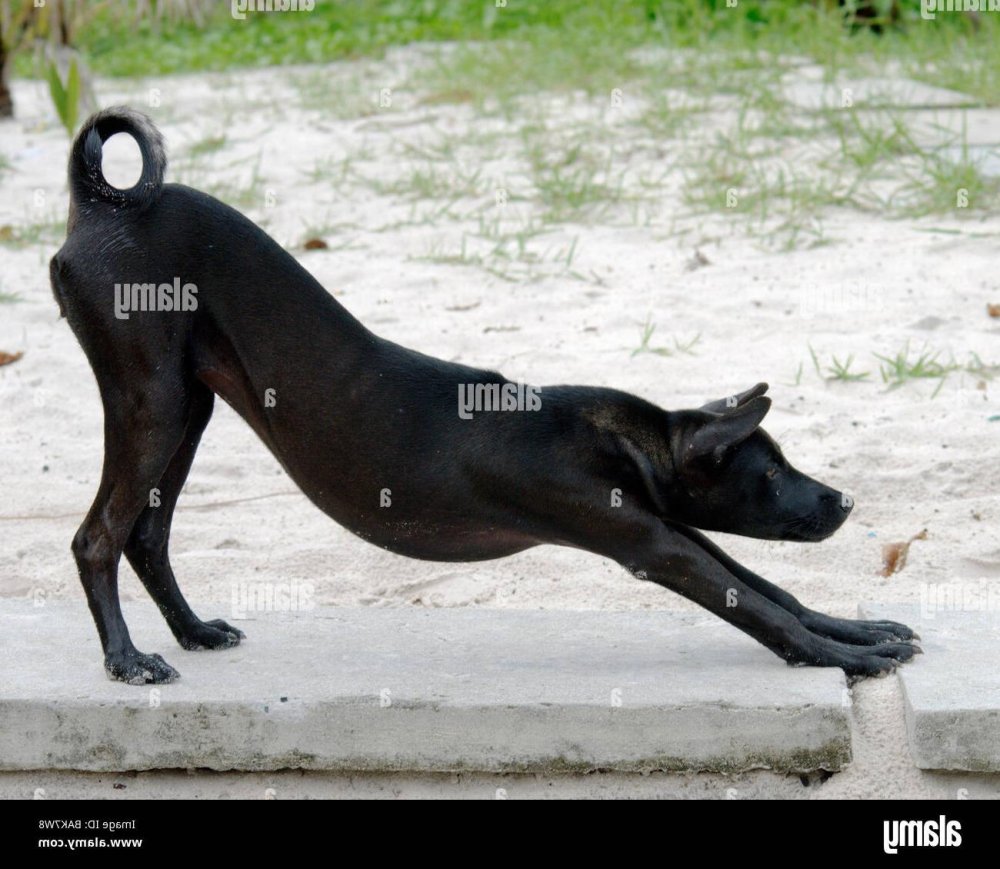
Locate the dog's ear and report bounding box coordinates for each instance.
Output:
[688,396,771,459]
[699,382,768,414]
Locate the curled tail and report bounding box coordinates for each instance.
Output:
[69,106,166,211]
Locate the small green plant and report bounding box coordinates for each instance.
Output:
[808,345,871,383]
[809,343,998,395]
[45,57,81,136]
[874,343,954,391]
[784,361,805,387]
[826,354,871,382]
[631,316,700,358]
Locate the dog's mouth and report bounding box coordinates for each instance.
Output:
[777,512,845,542]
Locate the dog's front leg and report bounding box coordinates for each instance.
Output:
[614,521,918,677]
[667,524,917,645]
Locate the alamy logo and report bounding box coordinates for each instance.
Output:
[232,0,315,19]
[114,279,198,320]
[458,382,542,419]
[883,817,962,854]
[922,0,1000,19]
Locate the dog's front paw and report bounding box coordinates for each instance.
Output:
[177,618,245,651]
[842,641,922,679]
[800,610,919,645]
[787,636,921,680]
[105,650,180,685]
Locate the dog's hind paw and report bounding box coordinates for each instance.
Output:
[105,650,180,685]
[177,618,245,651]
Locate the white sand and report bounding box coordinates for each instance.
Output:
[1,51,998,798]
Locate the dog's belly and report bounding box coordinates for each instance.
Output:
[278,458,543,562]
[340,518,537,562]
[270,477,540,562]
[195,364,541,562]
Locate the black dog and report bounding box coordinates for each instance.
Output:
[51,108,918,684]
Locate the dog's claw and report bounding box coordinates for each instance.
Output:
[178,618,245,651]
[105,650,180,685]
[205,618,246,639]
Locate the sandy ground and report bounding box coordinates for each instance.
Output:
[1,49,999,798]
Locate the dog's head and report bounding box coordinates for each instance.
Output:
[666,384,852,541]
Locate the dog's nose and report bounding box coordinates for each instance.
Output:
[837,491,854,514]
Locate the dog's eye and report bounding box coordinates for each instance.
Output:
[766,467,779,480]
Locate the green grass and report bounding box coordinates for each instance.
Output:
[182,154,270,211]
[368,163,486,202]
[631,316,701,358]
[824,109,917,173]
[301,154,357,186]
[877,347,942,381]
[186,133,228,158]
[6,2,995,100]
[682,150,855,250]
[0,219,64,249]
[874,343,964,392]
[529,146,630,224]
[634,91,708,140]
[8,0,1000,255]
[890,130,1000,217]
[809,347,872,383]
[415,215,581,283]
[807,343,999,394]
[291,67,384,117]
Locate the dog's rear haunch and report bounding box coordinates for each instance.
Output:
[52,107,918,685]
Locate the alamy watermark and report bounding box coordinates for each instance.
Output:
[230,580,314,619]
[884,816,961,854]
[919,579,1000,619]
[114,278,197,320]
[799,282,887,317]
[232,0,314,19]
[458,382,542,420]
[922,0,1000,21]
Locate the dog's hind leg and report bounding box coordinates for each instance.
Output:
[667,524,917,645]
[123,381,245,652]
[72,380,195,684]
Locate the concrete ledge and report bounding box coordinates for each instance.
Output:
[862,603,1000,772]
[0,601,851,774]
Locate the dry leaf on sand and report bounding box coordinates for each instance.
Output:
[879,529,928,577]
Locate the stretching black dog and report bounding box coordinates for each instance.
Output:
[52,108,918,684]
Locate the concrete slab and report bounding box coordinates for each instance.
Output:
[862,603,1000,772]
[0,600,851,774]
